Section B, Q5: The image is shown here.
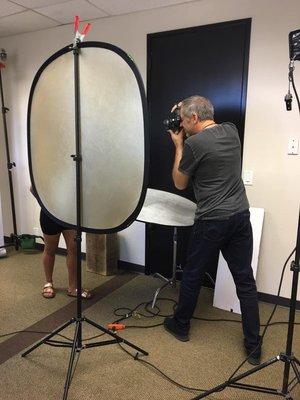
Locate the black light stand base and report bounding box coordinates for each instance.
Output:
[0,234,20,251]
[22,316,148,400]
[192,353,300,399]
[0,233,44,251]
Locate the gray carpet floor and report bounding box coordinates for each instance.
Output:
[0,250,299,400]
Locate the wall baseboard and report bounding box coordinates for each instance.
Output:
[116,261,300,310]
[258,292,300,310]
[117,262,300,310]
[118,260,145,274]
[4,239,299,310]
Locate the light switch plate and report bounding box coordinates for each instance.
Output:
[243,170,253,185]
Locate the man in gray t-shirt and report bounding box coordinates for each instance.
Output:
[179,122,249,220]
[164,96,261,365]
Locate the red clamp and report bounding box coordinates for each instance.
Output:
[107,323,126,331]
[74,15,91,44]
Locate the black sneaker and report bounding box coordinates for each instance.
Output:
[247,353,261,366]
[245,337,262,366]
[163,317,189,342]
[246,347,261,366]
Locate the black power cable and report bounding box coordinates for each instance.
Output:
[82,249,299,394]
[1,249,299,395]
[116,342,208,393]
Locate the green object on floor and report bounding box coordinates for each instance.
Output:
[20,235,37,251]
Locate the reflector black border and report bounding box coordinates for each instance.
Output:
[27,41,149,234]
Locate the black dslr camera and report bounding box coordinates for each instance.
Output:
[163,107,181,132]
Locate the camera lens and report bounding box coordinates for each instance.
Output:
[163,110,181,132]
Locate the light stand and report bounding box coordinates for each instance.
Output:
[0,49,19,251]
[0,50,41,253]
[22,39,148,400]
[192,211,300,399]
[191,33,300,400]
[152,227,179,307]
[151,226,216,308]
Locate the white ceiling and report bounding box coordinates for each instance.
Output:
[0,0,196,38]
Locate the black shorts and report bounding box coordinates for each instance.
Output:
[40,209,65,235]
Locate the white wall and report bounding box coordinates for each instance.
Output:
[0,0,299,299]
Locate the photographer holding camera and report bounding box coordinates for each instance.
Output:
[164,95,261,365]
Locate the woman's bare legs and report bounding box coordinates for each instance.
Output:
[42,233,60,297]
[62,229,91,298]
[62,230,77,293]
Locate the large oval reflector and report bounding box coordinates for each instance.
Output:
[28,42,148,233]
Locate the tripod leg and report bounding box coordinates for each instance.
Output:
[152,280,170,308]
[152,272,169,283]
[151,228,179,308]
[63,321,81,400]
[294,357,300,367]
[192,356,280,399]
[84,317,149,356]
[291,360,300,383]
[22,319,75,357]
[170,227,178,287]
[152,287,160,309]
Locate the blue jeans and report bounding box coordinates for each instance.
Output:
[174,210,261,354]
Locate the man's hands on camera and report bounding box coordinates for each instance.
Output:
[168,128,184,148]
[167,102,189,190]
[168,102,184,148]
[171,101,182,113]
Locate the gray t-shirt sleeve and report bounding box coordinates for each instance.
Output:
[179,142,198,176]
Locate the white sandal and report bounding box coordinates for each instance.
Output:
[42,282,55,298]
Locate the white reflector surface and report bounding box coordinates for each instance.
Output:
[30,45,146,231]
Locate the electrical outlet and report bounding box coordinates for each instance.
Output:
[288,138,299,155]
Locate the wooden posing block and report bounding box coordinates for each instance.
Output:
[86,233,118,276]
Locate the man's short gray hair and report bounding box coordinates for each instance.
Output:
[181,96,214,121]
